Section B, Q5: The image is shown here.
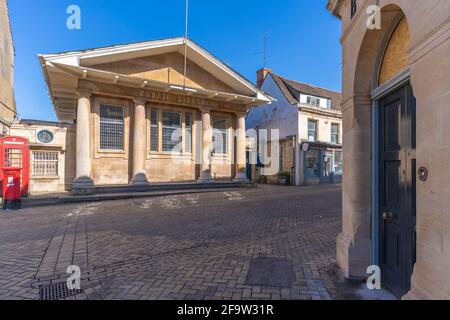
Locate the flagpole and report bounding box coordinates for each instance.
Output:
[183,0,189,90]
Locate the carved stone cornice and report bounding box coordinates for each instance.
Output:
[79,80,247,113]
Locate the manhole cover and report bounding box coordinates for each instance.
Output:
[245,257,295,288]
[39,282,84,300]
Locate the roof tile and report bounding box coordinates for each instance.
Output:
[270,73,341,111]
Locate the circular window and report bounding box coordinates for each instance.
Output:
[37,130,54,144]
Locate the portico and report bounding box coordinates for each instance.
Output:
[39,38,272,194]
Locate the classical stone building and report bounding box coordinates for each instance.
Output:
[327,0,450,299]
[38,38,272,194]
[9,120,75,195]
[0,0,16,135]
[247,69,342,186]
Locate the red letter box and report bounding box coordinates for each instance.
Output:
[2,168,22,210]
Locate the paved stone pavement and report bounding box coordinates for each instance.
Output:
[0,184,346,300]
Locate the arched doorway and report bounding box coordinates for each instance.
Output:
[371,12,416,297]
[342,4,416,297]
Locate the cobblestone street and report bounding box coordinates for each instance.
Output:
[0,184,345,300]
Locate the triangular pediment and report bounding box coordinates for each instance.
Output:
[42,38,268,97]
[90,52,236,94]
[39,38,274,121]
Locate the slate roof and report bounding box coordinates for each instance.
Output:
[270,73,341,111]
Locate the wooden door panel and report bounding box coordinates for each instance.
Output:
[384,101,401,152]
[379,83,416,298]
[383,161,401,209]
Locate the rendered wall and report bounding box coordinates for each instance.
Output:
[246,74,298,141]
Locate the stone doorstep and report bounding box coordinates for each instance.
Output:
[93,181,253,194]
[21,182,256,209]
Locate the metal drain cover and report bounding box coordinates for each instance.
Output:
[39,282,84,300]
[245,257,295,288]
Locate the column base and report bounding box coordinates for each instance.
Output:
[336,231,372,279]
[197,173,215,184]
[131,172,150,186]
[234,173,249,182]
[72,176,95,196]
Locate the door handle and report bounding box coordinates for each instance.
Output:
[383,212,394,221]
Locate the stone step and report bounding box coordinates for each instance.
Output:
[20,182,256,209]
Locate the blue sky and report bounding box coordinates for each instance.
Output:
[9,0,342,121]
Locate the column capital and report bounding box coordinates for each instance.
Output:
[235,111,248,118]
[133,98,147,106]
[200,107,212,114]
[77,89,92,99]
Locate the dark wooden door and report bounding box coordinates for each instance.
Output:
[379,83,416,297]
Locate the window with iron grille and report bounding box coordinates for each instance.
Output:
[331,123,340,144]
[162,111,182,152]
[185,113,192,153]
[213,117,228,155]
[100,105,124,150]
[308,119,318,142]
[150,109,159,152]
[32,152,58,176]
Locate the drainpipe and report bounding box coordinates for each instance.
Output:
[292,135,297,185]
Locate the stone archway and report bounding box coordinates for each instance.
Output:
[337,4,410,280]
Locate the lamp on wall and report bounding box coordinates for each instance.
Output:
[170,85,197,93]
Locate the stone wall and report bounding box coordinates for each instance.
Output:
[259,138,295,185]
[298,110,342,143]
[330,0,450,299]
[89,95,237,185]
[94,52,235,94]
[10,121,76,195]
[0,0,15,134]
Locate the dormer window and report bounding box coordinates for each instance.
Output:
[306,96,321,108]
[305,95,332,109]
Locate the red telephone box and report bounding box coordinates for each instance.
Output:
[0,136,30,198]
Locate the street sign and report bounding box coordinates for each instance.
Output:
[301,143,310,152]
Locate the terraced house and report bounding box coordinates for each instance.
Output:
[28,38,272,195]
[246,69,342,186]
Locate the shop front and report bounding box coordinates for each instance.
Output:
[302,142,342,185]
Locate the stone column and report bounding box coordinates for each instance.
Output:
[197,108,214,183]
[234,112,249,182]
[336,95,372,279]
[131,99,149,185]
[72,90,94,195]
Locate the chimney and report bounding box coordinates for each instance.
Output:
[256,68,272,88]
